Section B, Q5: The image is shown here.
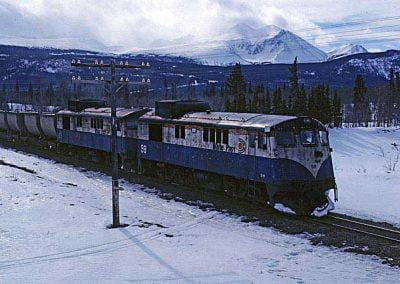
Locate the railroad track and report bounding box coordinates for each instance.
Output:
[314,213,400,243]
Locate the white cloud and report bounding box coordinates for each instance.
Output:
[0,0,399,52]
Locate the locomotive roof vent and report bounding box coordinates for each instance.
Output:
[68,99,107,112]
[155,100,211,119]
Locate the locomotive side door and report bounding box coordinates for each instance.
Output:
[248,131,256,156]
[248,131,257,180]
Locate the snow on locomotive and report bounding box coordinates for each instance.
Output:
[136,100,337,216]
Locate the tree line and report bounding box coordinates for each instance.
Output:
[0,80,152,111]
[218,58,399,127]
[220,59,341,126]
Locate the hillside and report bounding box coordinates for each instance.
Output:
[0,45,399,94]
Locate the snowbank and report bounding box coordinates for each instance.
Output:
[330,127,400,227]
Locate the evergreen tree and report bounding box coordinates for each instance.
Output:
[225,96,232,112]
[306,85,332,124]
[27,82,34,105]
[288,57,299,93]
[209,82,216,97]
[287,94,293,114]
[281,98,289,114]
[263,89,271,114]
[187,78,195,99]
[171,83,177,99]
[251,92,258,112]
[46,82,55,106]
[289,57,307,115]
[321,85,332,124]
[224,63,247,112]
[394,71,400,123]
[59,80,68,107]
[248,80,253,94]
[163,78,168,98]
[353,75,368,126]
[272,87,284,114]
[36,86,42,110]
[15,81,20,103]
[332,90,342,127]
[296,85,307,115]
[219,84,224,97]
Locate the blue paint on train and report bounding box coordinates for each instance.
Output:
[57,129,137,155]
[136,140,333,183]
[316,156,334,180]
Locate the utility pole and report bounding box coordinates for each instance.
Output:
[71,58,150,228]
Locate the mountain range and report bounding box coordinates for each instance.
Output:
[145,24,371,65]
[0,44,398,94]
[327,44,368,61]
[0,23,381,66]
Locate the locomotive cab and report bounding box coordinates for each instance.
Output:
[270,117,336,215]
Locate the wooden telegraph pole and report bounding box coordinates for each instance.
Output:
[71,58,150,227]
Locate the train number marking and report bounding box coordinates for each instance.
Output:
[140,144,147,154]
[226,146,235,153]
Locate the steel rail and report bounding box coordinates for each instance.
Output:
[314,214,400,243]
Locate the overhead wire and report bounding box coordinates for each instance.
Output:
[128,15,400,54]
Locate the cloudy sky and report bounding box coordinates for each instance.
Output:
[0,0,399,53]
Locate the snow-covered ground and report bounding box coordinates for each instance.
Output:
[329,127,400,227]
[1,147,399,282]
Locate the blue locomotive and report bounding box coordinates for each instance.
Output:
[0,100,337,215]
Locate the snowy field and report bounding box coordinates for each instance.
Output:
[1,146,400,282]
[330,127,400,227]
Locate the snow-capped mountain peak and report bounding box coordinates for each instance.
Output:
[229,23,282,40]
[221,26,327,65]
[327,44,368,60]
[172,24,328,65]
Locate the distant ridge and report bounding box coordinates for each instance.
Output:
[327,44,368,61]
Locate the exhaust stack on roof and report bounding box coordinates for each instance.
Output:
[155,100,211,118]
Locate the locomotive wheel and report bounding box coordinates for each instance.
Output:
[232,180,247,199]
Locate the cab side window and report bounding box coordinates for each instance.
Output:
[276,131,296,147]
[257,133,267,149]
[174,125,185,139]
[319,130,329,145]
[249,133,256,148]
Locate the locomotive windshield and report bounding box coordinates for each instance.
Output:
[300,130,316,146]
[276,131,296,147]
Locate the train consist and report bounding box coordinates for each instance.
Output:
[0,100,337,216]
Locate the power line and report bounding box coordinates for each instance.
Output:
[128,15,400,54]
[292,15,400,33]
